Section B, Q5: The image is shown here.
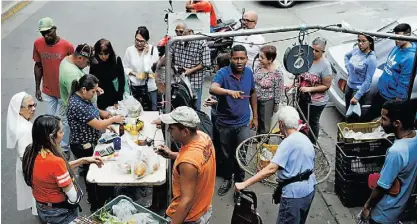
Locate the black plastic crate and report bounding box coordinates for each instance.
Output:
[334,169,371,207]
[335,139,392,181]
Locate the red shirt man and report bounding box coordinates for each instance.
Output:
[186,0,217,28]
[33,17,74,115]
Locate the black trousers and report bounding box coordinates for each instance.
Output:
[298,98,325,145]
[344,85,366,123]
[362,91,388,122]
[70,144,114,212]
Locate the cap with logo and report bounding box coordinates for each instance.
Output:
[159,106,200,128]
[75,43,98,64]
[38,17,55,32]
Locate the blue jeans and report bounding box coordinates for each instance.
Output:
[193,88,203,111]
[57,99,70,155]
[36,202,78,224]
[42,92,60,116]
[277,189,315,224]
[149,90,158,111]
[210,26,215,33]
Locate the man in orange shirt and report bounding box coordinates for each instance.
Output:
[185,0,217,32]
[156,106,215,224]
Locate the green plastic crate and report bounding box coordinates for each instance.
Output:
[89,195,169,223]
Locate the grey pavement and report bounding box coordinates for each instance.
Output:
[2,1,417,224]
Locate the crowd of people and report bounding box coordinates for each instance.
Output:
[5,5,417,224]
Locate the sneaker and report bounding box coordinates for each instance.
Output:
[218,179,232,196]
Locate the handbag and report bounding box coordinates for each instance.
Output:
[273,169,313,204]
[112,56,131,97]
[368,173,401,196]
[231,190,263,224]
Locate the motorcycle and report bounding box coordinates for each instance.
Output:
[157,0,240,71]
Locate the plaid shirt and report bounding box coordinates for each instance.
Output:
[169,40,211,89]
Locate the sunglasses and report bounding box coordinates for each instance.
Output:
[313,49,325,53]
[40,29,54,37]
[241,18,256,23]
[22,103,37,109]
[99,52,109,56]
[175,29,184,34]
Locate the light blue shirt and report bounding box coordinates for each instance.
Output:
[371,135,417,224]
[271,132,317,198]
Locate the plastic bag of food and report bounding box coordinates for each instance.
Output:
[119,96,143,118]
[112,199,138,221]
[142,147,160,174]
[117,149,141,175]
[123,213,159,224]
[133,160,149,179]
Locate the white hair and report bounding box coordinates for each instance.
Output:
[21,94,31,108]
[277,105,300,130]
[312,37,327,50]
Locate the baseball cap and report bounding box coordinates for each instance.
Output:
[160,106,200,128]
[75,43,98,64]
[38,17,55,32]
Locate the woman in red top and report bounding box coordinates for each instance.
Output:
[22,115,103,224]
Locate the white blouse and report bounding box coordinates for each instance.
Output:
[122,45,159,92]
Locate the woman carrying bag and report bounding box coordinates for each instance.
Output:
[90,39,128,110]
[123,26,159,111]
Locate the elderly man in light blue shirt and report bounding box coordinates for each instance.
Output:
[235,105,316,224]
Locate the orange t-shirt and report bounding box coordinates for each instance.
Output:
[33,37,74,97]
[32,151,73,203]
[190,0,217,27]
[166,131,216,222]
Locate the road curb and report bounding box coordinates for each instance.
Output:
[2,0,32,23]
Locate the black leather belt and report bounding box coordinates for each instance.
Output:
[36,200,69,209]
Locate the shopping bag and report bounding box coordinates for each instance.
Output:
[112,76,131,100]
[346,102,361,117]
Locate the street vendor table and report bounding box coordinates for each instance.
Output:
[86,111,167,186]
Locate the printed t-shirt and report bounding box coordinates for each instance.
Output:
[33,38,74,97]
[32,150,72,203]
[299,58,332,106]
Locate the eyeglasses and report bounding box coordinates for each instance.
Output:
[22,103,37,109]
[357,39,369,44]
[135,39,146,44]
[40,29,54,37]
[241,18,256,23]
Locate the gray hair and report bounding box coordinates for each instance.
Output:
[277,105,300,130]
[312,37,327,50]
[176,22,188,30]
[21,94,31,108]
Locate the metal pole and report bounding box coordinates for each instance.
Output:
[163,23,417,202]
[164,45,172,207]
[407,50,417,100]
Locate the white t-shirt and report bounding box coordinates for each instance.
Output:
[122,45,159,92]
[233,34,265,69]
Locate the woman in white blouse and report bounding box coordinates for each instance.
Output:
[123,26,159,111]
[7,92,38,215]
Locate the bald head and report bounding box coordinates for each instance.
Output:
[242,11,258,29]
[175,23,188,36]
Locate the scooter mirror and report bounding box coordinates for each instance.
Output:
[169,0,173,9]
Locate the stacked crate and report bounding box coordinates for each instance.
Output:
[334,122,417,221]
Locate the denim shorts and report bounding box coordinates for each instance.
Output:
[36,202,78,224]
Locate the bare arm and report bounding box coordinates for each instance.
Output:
[170,163,198,224]
[68,158,86,169]
[250,88,258,119]
[240,162,279,189]
[310,76,332,93]
[87,117,118,130]
[210,82,231,96]
[364,187,386,210]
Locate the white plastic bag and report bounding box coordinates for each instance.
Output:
[122,213,158,224]
[112,199,138,221]
[119,96,143,118]
[270,111,280,132]
[346,102,361,117]
[142,147,160,174]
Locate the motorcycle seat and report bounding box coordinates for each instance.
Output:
[214,19,236,29]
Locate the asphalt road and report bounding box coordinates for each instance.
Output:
[2,1,417,224]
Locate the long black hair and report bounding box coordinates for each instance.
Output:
[70,74,99,96]
[135,26,150,41]
[359,34,375,51]
[94,38,117,65]
[22,115,71,187]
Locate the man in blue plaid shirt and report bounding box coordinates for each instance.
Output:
[169,25,211,110]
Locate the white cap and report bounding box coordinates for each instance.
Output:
[159,106,200,128]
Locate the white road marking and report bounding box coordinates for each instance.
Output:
[295,1,345,10]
